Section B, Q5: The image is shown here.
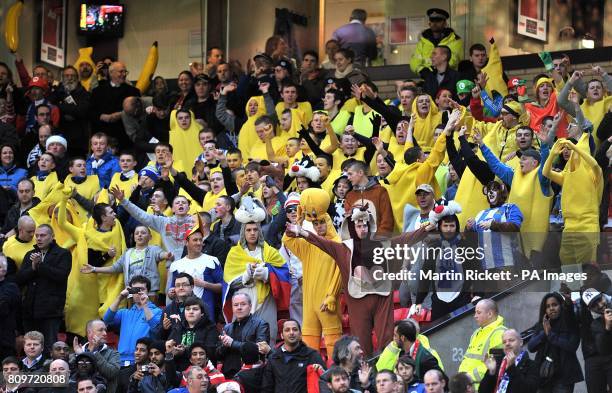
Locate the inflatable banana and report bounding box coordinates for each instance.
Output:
[135,41,159,93]
[4,0,23,53]
[74,47,96,91]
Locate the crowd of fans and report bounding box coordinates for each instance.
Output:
[0,6,611,393]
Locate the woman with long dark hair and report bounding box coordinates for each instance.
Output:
[527,292,583,393]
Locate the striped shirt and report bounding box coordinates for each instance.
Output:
[473,203,523,270]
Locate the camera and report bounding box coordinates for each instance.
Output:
[140,365,149,374]
[128,287,142,295]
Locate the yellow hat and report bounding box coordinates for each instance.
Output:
[535,77,554,90]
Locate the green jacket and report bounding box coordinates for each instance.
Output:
[410,28,463,74]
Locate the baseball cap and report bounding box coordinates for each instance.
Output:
[582,288,602,307]
[415,184,434,194]
[516,148,541,162]
[456,80,475,94]
[253,52,273,63]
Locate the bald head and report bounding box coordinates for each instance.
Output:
[17,216,36,242]
[109,61,127,84]
[122,96,142,117]
[502,328,523,354]
[423,369,445,393]
[49,359,70,375]
[474,299,498,327]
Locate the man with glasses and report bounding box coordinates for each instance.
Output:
[161,273,194,339]
[55,65,91,157]
[90,61,141,149]
[72,320,120,393]
[168,366,209,393]
[103,276,162,366]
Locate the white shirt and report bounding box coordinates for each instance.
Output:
[169,254,220,298]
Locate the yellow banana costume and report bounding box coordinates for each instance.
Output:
[282,189,343,354]
[31,172,59,202]
[545,135,603,264]
[74,47,96,91]
[411,96,442,149]
[169,109,202,175]
[275,101,313,127]
[4,0,23,53]
[238,96,266,162]
[58,187,127,318]
[384,133,447,231]
[2,234,34,269]
[481,41,508,98]
[64,174,101,221]
[135,42,159,94]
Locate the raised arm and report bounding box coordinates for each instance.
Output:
[542,141,565,186]
[112,186,166,233]
[459,130,495,185]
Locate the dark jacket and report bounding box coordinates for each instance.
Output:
[527,302,584,386]
[211,216,241,245]
[90,82,141,148]
[16,241,72,319]
[478,352,539,393]
[168,317,220,369]
[216,314,270,378]
[1,196,40,234]
[234,365,265,393]
[54,83,91,155]
[116,364,136,393]
[420,66,462,100]
[0,122,19,149]
[261,342,325,393]
[0,279,20,350]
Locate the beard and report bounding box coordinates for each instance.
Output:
[64,80,78,92]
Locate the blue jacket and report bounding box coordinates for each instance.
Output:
[86,151,121,189]
[103,302,162,364]
[0,164,28,191]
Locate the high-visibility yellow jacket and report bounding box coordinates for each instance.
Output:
[458,315,507,386]
[410,29,463,74]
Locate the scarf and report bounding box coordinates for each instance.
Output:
[120,170,136,180]
[495,351,526,393]
[36,170,50,181]
[334,64,354,79]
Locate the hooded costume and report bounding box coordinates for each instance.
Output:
[282,188,343,355]
[238,96,267,163]
[298,204,429,355]
[411,95,442,149]
[387,130,447,231]
[169,109,203,175]
[222,197,290,344]
[64,174,101,221]
[74,47,97,91]
[58,187,127,319]
[544,135,603,264]
[344,176,394,236]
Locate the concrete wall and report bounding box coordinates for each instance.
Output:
[227,0,319,69]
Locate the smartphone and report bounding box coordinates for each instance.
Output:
[489,348,504,361]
